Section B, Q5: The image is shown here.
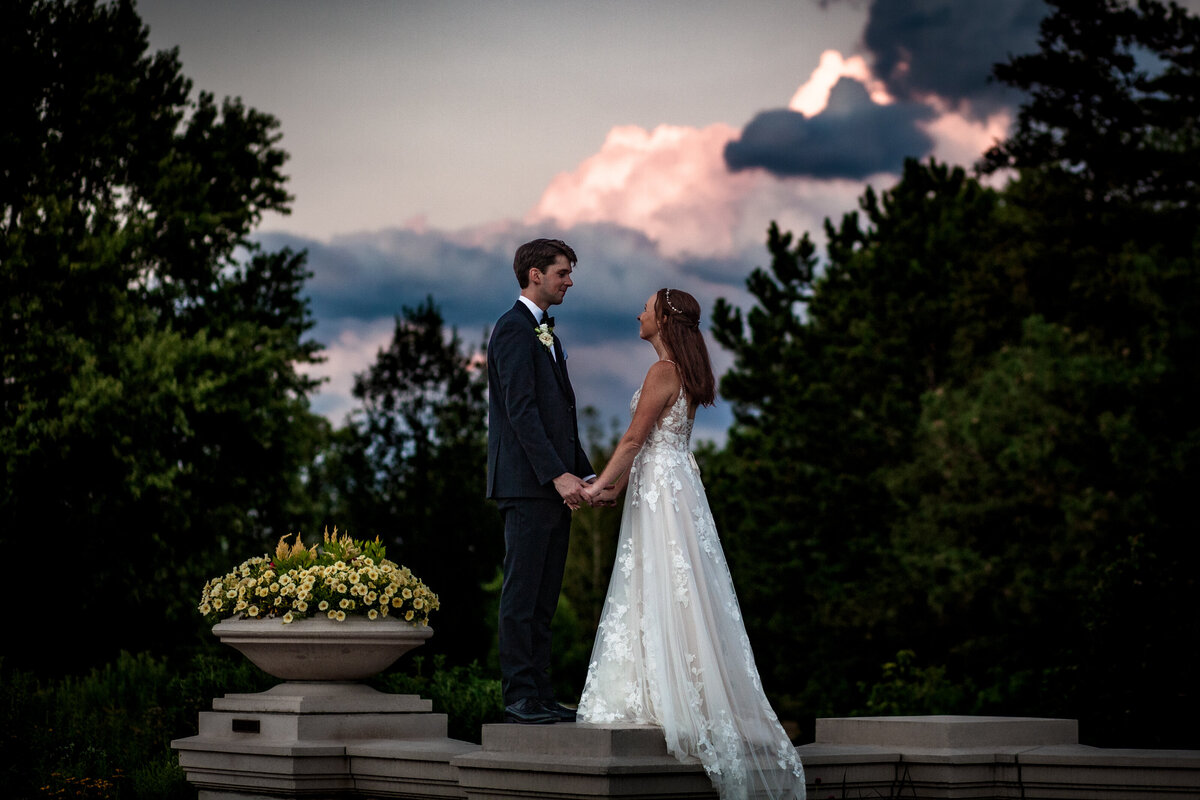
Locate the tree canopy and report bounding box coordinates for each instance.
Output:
[1,0,325,671]
[309,299,502,667]
[5,0,1198,752]
[707,0,1200,747]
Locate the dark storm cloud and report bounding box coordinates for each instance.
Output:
[724,77,935,179]
[256,229,513,328]
[257,223,751,347]
[863,0,1043,113]
[252,223,751,441]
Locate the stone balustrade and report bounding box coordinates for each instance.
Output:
[173,686,1200,799]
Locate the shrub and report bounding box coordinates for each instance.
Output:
[374,655,503,743]
[0,649,272,800]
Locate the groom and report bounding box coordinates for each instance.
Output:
[487,238,595,724]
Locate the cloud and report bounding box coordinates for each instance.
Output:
[527,124,763,259]
[862,0,1043,114]
[260,220,754,442]
[789,49,893,115]
[921,105,1013,172]
[270,0,1049,444]
[720,0,1046,183]
[297,317,396,423]
[724,77,935,179]
[526,119,879,262]
[256,227,515,327]
[277,220,756,348]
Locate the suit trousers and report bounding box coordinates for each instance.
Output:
[497,496,571,705]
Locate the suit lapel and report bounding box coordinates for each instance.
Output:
[517,301,572,397]
[551,333,575,401]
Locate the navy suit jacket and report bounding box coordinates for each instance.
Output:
[487,301,593,499]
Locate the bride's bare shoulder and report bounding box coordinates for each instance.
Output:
[644,359,680,385]
[635,360,679,406]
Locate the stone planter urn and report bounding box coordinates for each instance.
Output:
[213,615,433,681]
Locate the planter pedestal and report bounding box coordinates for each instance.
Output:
[172,682,477,799]
[172,619,477,799]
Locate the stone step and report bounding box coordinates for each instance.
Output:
[452,722,719,799]
[213,682,431,714]
[815,714,1079,751]
[481,722,674,758]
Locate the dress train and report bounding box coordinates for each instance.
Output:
[577,389,806,800]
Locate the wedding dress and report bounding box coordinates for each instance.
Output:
[577,387,806,800]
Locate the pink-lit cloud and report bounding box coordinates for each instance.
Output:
[526,123,760,259]
[920,102,1013,174]
[789,49,893,116]
[527,49,1010,261]
[526,121,896,260]
[298,46,1023,435]
[296,318,396,422]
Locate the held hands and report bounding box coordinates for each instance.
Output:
[555,473,621,509]
[553,472,590,510]
[582,479,620,508]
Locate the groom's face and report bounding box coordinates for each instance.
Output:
[531,255,574,307]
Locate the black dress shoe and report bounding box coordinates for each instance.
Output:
[503,697,557,724]
[540,699,577,722]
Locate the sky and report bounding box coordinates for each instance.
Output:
[133,0,1167,444]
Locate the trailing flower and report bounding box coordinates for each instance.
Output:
[198,527,439,626]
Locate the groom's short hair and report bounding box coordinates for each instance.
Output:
[513,239,577,288]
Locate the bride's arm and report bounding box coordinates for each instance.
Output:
[584,361,679,501]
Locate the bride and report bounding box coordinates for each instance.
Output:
[578,289,806,800]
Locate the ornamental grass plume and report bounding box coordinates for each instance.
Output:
[198,527,439,625]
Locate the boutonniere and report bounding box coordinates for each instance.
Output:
[534,323,554,351]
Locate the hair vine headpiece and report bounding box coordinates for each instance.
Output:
[664,289,699,327]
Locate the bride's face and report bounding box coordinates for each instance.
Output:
[637,292,661,341]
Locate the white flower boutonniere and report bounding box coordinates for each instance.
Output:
[535,323,554,351]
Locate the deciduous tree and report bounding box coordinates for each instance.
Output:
[1,0,324,671]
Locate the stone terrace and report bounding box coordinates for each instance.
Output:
[173,682,1200,798]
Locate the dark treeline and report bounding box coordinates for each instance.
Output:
[2,0,1197,751]
[706,0,1200,748]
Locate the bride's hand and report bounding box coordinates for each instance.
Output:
[588,484,620,507]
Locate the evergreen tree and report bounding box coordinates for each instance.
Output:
[708,0,1200,746]
[314,298,501,666]
[709,162,1005,729]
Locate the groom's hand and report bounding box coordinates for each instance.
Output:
[553,472,588,510]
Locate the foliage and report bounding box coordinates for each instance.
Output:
[198,528,439,625]
[858,651,976,718]
[308,298,502,666]
[374,655,504,743]
[0,647,501,796]
[983,0,1200,222]
[563,410,626,631]
[708,161,1006,733]
[707,0,1200,747]
[0,650,274,800]
[0,0,327,674]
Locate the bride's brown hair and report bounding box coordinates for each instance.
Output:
[656,288,716,407]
